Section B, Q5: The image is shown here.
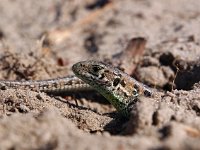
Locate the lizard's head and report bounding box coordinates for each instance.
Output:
[72,60,152,117]
[72,60,115,88]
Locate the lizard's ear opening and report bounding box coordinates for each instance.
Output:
[143,89,152,97]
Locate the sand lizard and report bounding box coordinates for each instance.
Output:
[0,60,153,117]
[72,60,153,117]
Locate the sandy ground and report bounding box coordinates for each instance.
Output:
[0,0,200,149]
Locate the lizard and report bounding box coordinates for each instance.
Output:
[0,60,153,117]
[72,60,153,117]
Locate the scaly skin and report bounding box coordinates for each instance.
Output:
[72,60,153,117]
[0,76,92,93]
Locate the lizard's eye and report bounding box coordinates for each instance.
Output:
[92,65,103,73]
